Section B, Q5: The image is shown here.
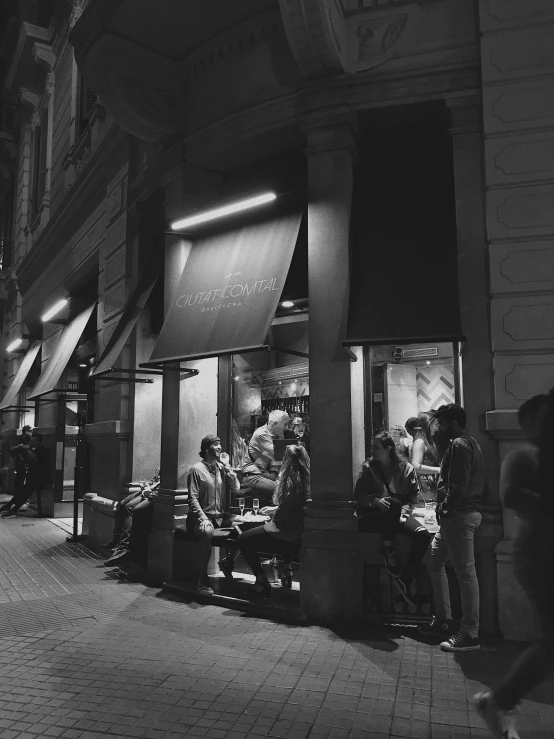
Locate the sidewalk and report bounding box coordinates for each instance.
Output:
[0,515,552,739]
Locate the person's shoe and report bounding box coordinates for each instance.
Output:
[1,508,16,518]
[104,548,130,566]
[0,501,12,512]
[197,579,214,595]
[381,545,403,578]
[474,691,520,738]
[418,616,454,637]
[440,630,480,652]
[218,557,234,582]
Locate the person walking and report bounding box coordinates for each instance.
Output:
[474,392,553,738]
[419,403,485,651]
[1,432,50,517]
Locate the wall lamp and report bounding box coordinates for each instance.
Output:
[42,298,68,322]
[7,338,23,352]
[6,333,41,353]
[169,192,277,231]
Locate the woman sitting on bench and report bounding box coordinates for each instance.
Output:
[235,444,311,598]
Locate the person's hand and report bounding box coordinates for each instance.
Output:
[198,520,214,534]
[374,497,391,512]
[259,506,277,516]
[220,452,230,466]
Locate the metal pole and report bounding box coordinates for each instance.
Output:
[67,412,87,543]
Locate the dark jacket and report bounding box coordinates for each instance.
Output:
[265,492,312,542]
[436,433,485,519]
[354,459,419,518]
[23,444,51,487]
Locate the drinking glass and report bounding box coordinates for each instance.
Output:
[238,497,245,517]
[424,502,436,526]
[253,498,260,515]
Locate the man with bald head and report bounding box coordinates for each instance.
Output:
[242,410,290,503]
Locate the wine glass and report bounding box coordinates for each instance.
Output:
[238,497,245,518]
[253,498,260,516]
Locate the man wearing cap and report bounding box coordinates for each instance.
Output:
[187,434,240,594]
[0,426,33,513]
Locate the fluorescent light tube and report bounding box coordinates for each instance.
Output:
[7,338,23,352]
[170,192,277,231]
[41,298,68,322]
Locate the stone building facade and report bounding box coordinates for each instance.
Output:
[0,0,552,639]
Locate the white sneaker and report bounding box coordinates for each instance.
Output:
[474,691,520,739]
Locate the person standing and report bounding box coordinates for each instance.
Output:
[419,403,485,651]
[1,432,50,517]
[241,410,290,502]
[475,393,552,739]
[0,426,33,512]
[187,434,240,595]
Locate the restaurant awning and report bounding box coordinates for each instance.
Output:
[0,341,42,411]
[91,252,164,378]
[344,177,463,347]
[28,303,96,400]
[144,212,302,365]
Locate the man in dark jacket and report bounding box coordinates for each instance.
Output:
[419,404,485,652]
[1,433,50,517]
[0,426,33,511]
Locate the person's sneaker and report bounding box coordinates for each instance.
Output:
[104,548,130,566]
[381,545,402,578]
[197,579,214,595]
[1,509,16,518]
[474,691,520,738]
[418,616,454,637]
[0,501,12,512]
[440,630,480,652]
[218,557,234,582]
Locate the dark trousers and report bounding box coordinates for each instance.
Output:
[494,551,554,710]
[237,525,299,578]
[359,499,431,575]
[10,475,44,512]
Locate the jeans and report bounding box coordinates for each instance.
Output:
[425,510,482,638]
[242,473,277,504]
[359,500,432,576]
[494,529,554,710]
[237,524,300,578]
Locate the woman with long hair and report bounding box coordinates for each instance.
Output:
[410,412,441,500]
[236,444,311,597]
[354,431,431,586]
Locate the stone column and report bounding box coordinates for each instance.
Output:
[479,0,554,640]
[147,218,191,585]
[300,113,362,622]
[447,96,503,636]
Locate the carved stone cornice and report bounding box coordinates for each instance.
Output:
[302,110,359,161]
[19,88,40,112]
[32,42,55,71]
[279,0,347,77]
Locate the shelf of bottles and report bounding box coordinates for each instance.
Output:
[261,395,309,415]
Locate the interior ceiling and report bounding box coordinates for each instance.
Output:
[106,0,278,61]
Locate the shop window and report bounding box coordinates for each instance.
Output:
[77,73,97,137]
[31,108,49,215]
[364,341,462,461]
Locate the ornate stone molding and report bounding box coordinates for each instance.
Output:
[279,0,347,77]
[19,88,40,112]
[70,0,88,29]
[302,111,359,160]
[32,42,55,71]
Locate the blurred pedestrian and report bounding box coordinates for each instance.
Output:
[474,392,553,739]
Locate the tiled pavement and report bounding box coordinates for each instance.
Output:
[0,515,553,739]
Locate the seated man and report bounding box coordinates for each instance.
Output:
[104,469,160,567]
[187,434,240,595]
[1,432,50,518]
[241,410,290,504]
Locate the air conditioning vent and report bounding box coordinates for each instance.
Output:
[402,347,438,360]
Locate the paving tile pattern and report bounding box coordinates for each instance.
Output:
[0,516,553,738]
